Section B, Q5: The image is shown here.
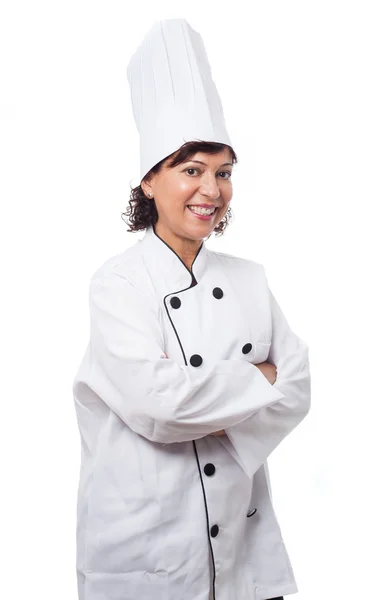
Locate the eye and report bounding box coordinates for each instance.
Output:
[185,168,199,176]
[185,168,232,179]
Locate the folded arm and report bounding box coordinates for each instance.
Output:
[220,274,311,478]
[73,266,286,444]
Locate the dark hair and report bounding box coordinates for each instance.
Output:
[121,140,238,237]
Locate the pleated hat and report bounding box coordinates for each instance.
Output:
[127,18,233,182]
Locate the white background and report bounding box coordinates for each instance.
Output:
[1,1,387,598]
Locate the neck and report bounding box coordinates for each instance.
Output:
[153,223,203,271]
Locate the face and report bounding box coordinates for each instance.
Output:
[142,148,233,244]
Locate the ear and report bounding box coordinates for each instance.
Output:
[141,174,155,197]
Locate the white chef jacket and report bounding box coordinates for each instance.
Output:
[73,224,311,600]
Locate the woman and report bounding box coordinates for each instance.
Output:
[73,19,311,600]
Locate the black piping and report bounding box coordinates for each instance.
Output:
[153,225,217,599]
[152,224,203,288]
[192,439,217,600]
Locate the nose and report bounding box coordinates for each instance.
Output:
[199,175,221,200]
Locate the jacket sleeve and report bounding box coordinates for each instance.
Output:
[220,276,311,478]
[81,267,286,444]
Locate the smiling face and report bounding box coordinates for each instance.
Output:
[141,148,234,245]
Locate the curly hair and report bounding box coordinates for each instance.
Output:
[121,140,238,237]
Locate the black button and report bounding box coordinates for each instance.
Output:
[170,296,181,309]
[190,354,203,367]
[212,287,223,299]
[247,508,257,518]
[242,343,252,354]
[210,525,219,537]
[204,463,216,476]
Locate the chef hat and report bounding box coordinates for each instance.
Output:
[127,18,233,182]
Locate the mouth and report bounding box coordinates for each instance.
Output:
[186,205,218,220]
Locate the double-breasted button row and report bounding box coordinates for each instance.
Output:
[169,288,252,366]
[170,287,224,310]
[204,464,218,537]
[189,342,252,367]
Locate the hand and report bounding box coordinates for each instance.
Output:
[254,360,277,385]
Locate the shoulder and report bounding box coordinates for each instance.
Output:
[89,241,144,289]
[208,247,267,279]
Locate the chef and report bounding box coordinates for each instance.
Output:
[73,18,311,600]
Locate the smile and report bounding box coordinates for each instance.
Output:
[187,205,217,217]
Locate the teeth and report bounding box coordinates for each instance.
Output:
[188,205,216,215]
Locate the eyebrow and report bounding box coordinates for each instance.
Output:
[185,160,233,167]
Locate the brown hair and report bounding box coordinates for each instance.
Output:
[121,140,238,237]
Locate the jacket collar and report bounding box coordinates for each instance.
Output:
[139,224,209,293]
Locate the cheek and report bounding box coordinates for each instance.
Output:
[221,181,233,201]
[156,181,193,213]
[176,180,197,196]
[221,193,233,213]
[168,179,197,202]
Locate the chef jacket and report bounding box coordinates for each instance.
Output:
[73,224,311,600]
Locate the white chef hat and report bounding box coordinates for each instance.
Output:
[127,18,233,182]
